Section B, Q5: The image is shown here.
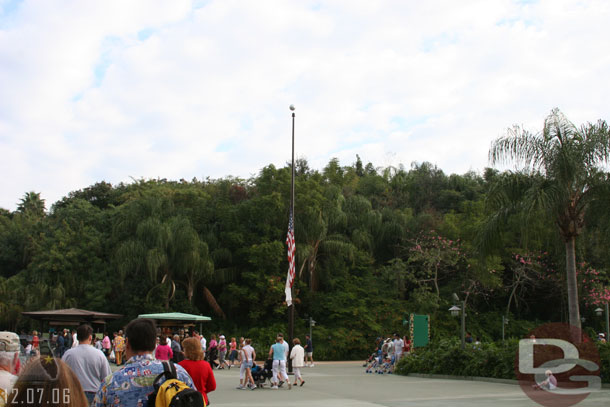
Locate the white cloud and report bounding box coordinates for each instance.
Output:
[1,0,610,210]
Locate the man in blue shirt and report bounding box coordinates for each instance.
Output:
[268,336,291,390]
[305,334,314,367]
[94,318,195,406]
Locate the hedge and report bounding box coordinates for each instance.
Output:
[395,338,610,384]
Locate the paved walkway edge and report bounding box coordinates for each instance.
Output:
[405,373,610,389]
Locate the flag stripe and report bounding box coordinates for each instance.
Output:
[285,210,295,306]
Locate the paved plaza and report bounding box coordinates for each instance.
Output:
[204,361,610,407]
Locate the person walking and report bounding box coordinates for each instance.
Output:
[71,330,79,348]
[62,324,112,404]
[207,334,218,369]
[393,333,404,364]
[237,339,256,390]
[114,330,125,366]
[179,338,216,405]
[228,337,238,367]
[290,338,305,386]
[154,335,173,361]
[218,335,230,369]
[199,333,207,358]
[102,332,111,359]
[64,329,73,350]
[269,336,290,390]
[278,333,289,359]
[304,334,314,367]
[171,334,185,363]
[56,330,65,358]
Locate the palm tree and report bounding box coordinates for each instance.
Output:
[297,207,354,292]
[486,108,610,329]
[17,191,46,218]
[115,215,224,315]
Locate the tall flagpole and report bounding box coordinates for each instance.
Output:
[288,104,295,373]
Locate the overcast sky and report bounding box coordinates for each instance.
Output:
[1,0,609,211]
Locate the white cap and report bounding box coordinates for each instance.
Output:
[0,331,20,352]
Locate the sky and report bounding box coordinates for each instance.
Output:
[1,0,609,211]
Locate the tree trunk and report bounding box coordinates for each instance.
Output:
[187,283,194,303]
[506,282,519,317]
[309,240,320,292]
[433,263,440,297]
[565,237,581,329]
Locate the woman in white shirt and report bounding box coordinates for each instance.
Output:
[290,338,305,386]
[238,339,256,389]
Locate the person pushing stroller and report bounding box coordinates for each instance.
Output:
[268,336,291,389]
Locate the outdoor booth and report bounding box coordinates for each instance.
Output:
[21,308,123,333]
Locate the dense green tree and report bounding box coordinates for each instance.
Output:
[2,145,610,357]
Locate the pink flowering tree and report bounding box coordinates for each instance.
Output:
[406,231,502,313]
[578,263,610,307]
[407,231,466,297]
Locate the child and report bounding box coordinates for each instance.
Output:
[533,370,557,390]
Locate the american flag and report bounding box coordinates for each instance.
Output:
[285,210,295,306]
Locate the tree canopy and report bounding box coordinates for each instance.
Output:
[2,110,609,358]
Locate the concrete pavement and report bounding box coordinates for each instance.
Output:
[205,361,610,407]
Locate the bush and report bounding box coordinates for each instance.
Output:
[395,339,610,383]
[395,338,518,380]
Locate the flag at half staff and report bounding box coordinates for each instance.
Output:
[285,210,295,306]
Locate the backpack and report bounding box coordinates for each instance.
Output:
[148,361,205,407]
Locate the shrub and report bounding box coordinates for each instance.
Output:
[395,339,519,380]
[396,339,610,383]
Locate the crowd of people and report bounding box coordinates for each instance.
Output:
[1,320,216,407]
[0,319,317,406]
[364,333,410,374]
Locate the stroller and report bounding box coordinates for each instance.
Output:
[364,352,381,373]
[251,359,274,388]
[363,351,377,367]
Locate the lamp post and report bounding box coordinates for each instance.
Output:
[449,293,465,349]
[502,315,509,342]
[309,317,315,340]
[594,304,610,341]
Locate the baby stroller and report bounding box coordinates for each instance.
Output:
[363,351,377,367]
[251,359,274,388]
[376,355,393,374]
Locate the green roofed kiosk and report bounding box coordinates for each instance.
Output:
[137,312,212,333]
